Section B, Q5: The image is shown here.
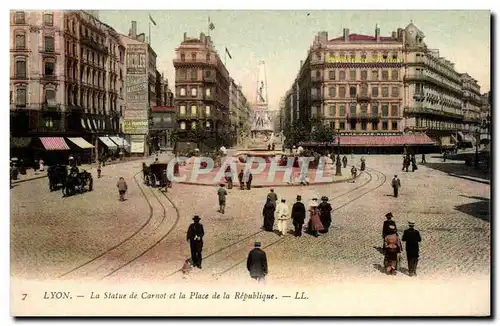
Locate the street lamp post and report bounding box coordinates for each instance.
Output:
[335,129,342,176]
[474,127,480,168]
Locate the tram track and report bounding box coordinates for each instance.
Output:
[164,168,386,279]
[57,171,180,280]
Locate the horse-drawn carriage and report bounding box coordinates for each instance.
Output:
[48,165,69,191]
[143,161,173,188]
[62,170,93,196]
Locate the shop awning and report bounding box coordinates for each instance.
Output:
[109,136,130,148]
[81,118,88,130]
[40,137,70,151]
[92,119,98,131]
[67,137,95,149]
[457,131,465,141]
[10,137,32,148]
[99,136,118,150]
[86,119,94,132]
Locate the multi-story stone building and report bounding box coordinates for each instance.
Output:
[155,71,174,107]
[229,77,251,146]
[150,72,175,151]
[460,73,483,137]
[284,23,485,153]
[119,21,158,155]
[480,91,491,143]
[173,32,230,151]
[10,10,125,163]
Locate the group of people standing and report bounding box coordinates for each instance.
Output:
[262,189,333,237]
[223,168,254,190]
[382,212,422,276]
[402,154,421,172]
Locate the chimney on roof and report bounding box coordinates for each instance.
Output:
[392,31,397,39]
[129,21,137,38]
[375,24,380,42]
[200,32,206,44]
[343,28,349,42]
[183,32,187,41]
[319,31,328,43]
[206,35,211,45]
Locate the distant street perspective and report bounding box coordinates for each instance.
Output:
[10,10,490,316]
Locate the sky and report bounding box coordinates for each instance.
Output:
[98,10,491,110]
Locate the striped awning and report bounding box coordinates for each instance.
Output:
[92,119,98,131]
[87,119,94,131]
[67,137,95,149]
[40,137,70,151]
[99,136,117,149]
[10,137,32,148]
[109,136,130,148]
[81,118,88,130]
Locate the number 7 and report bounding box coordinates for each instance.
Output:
[21,294,27,300]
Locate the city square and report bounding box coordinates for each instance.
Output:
[9,10,490,316]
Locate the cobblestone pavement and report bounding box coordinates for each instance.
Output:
[11,154,490,289]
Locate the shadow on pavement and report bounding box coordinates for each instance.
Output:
[455,195,491,222]
[424,162,491,183]
[373,263,386,274]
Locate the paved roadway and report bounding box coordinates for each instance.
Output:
[11,153,490,288]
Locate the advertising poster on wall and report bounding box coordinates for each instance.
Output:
[126,44,147,75]
[130,134,145,153]
[126,75,148,103]
[123,120,148,134]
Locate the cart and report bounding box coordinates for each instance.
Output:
[145,161,172,189]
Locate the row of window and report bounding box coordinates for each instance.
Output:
[14,59,55,78]
[319,85,401,98]
[179,120,211,130]
[179,87,211,97]
[327,121,399,131]
[416,53,461,82]
[314,69,400,81]
[14,33,54,52]
[415,118,462,130]
[315,51,400,62]
[319,103,400,117]
[178,68,214,80]
[178,105,211,116]
[14,11,53,26]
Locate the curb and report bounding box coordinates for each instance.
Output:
[177,171,360,188]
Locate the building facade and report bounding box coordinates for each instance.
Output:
[10,10,125,162]
[173,32,231,151]
[150,106,176,150]
[229,78,251,146]
[119,21,158,155]
[284,23,486,152]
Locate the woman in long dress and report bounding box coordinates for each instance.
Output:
[384,231,401,275]
[307,198,324,237]
[262,198,276,232]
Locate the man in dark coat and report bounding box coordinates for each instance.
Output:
[267,189,278,207]
[342,155,348,168]
[382,212,397,247]
[318,196,333,233]
[291,195,306,236]
[402,221,422,276]
[238,170,245,190]
[245,171,253,190]
[186,215,205,268]
[247,241,268,282]
[262,198,276,232]
[224,165,233,189]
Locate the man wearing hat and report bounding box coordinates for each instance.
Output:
[402,221,422,276]
[318,196,333,233]
[267,189,278,208]
[382,213,397,247]
[246,241,268,282]
[291,195,306,237]
[392,175,401,198]
[186,216,205,269]
[276,198,290,237]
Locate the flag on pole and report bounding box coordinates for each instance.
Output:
[149,14,157,26]
[225,47,232,59]
[208,17,215,31]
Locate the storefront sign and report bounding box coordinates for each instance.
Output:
[126,75,148,103]
[126,44,147,75]
[123,119,148,134]
[124,106,148,120]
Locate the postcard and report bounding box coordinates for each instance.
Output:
[9,9,491,317]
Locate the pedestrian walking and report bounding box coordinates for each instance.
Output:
[275,198,290,237]
[421,153,426,164]
[318,196,333,233]
[267,188,278,207]
[217,183,228,214]
[262,198,276,232]
[384,226,401,276]
[116,177,128,201]
[307,198,324,237]
[39,159,44,172]
[291,195,306,237]
[97,162,102,178]
[247,241,268,282]
[402,221,422,277]
[382,212,397,248]
[245,171,253,190]
[186,215,204,269]
[391,175,401,198]
[238,169,245,190]
[351,166,357,181]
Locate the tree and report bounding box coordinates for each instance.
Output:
[310,115,335,143]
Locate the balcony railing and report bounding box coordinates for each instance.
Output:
[404,105,463,119]
[12,73,27,79]
[42,103,61,111]
[356,94,370,102]
[413,92,425,100]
